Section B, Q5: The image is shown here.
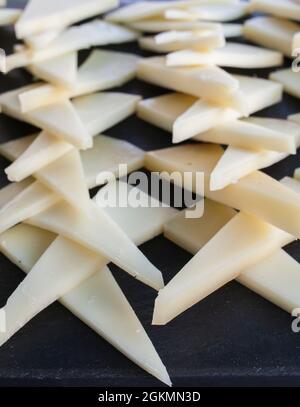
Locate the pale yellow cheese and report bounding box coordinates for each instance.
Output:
[0,181,177,385]
[137,77,283,147]
[25,28,64,50]
[15,0,118,38]
[167,43,283,68]
[105,0,237,23]
[154,211,293,325]
[0,84,92,149]
[138,30,225,53]
[165,3,249,22]
[163,193,300,315]
[249,0,300,22]
[0,178,34,208]
[145,143,300,238]
[294,168,300,181]
[21,50,139,112]
[244,16,299,57]
[4,92,140,182]
[5,21,139,73]
[0,8,21,25]
[270,69,300,100]
[137,56,246,113]
[29,52,77,88]
[128,19,243,37]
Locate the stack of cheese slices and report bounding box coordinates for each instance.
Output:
[0,0,300,386]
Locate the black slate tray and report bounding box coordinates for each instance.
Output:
[0,0,300,387]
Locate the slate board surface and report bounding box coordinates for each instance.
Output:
[0,0,300,387]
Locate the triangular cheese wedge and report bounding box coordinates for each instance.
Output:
[270,69,300,99]
[0,178,34,208]
[29,52,77,87]
[244,16,299,57]
[210,146,287,191]
[163,182,300,315]
[25,28,64,49]
[153,211,293,325]
[27,199,164,291]
[165,3,248,22]
[15,0,118,38]
[249,0,300,22]
[6,20,139,72]
[0,85,92,149]
[139,30,225,53]
[137,56,246,113]
[0,134,36,161]
[21,50,139,112]
[137,76,282,144]
[167,43,283,68]
[0,181,176,384]
[0,8,21,25]
[0,180,60,234]
[36,149,90,212]
[145,143,300,237]
[129,19,243,37]
[4,92,140,181]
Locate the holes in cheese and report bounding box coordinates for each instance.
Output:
[29,52,78,88]
[0,181,177,385]
[163,187,300,315]
[167,43,283,68]
[0,8,21,25]
[128,19,243,38]
[0,85,92,149]
[165,2,249,22]
[138,30,225,53]
[5,21,139,73]
[145,143,300,238]
[137,77,283,147]
[3,92,141,182]
[249,0,300,22]
[153,211,293,325]
[270,69,300,100]
[21,50,139,112]
[137,57,246,113]
[244,16,300,57]
[15,0,118,39]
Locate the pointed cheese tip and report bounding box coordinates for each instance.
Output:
[209,173,226,192]
[152,294,170,326]
[172,123,190,144]
[144,266,164,291]
[157,367,172,387]
[5,165,25,183]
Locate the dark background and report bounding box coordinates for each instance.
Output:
[0,0,299,387]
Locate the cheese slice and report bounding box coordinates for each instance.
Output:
[29,52,77,88]
[288,112,300,126]
[165,3,249,22]
[4,92,140,182]
[0,178,34,208]
[137,76,283,146]
[0,182,176,384]
[15,0,118,38]
[249,0,300,22]
[167,43,283,68]
[0,8,21,25]
[105,0,237,23]
[21,50,139,112]
[210,146,288,191]
[5,21,139,73]
[164,198,236,253]
[243,16,299,57]
[0,180,164,290]
[163,194,300,315]
[154,211,293,325]
[270,69,300,99]
[128,18,242,37]
[145,143,300,238]
[25,28,64,50]
[0,85,92,149]
[138,30,225,53]
[0,180,60,234]
[1,133,144,190]
[26,199,164,290]
[137,57,246,113]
